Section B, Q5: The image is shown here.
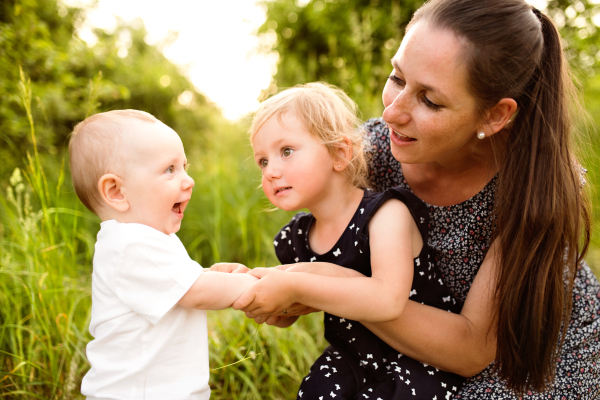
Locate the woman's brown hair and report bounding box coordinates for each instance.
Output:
[410,0,591,392]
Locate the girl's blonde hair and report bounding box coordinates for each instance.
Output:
[250,82,369,189]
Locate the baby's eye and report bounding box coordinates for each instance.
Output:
[260,159,268,169]
[166,165,175,173]
[282,147,294,157]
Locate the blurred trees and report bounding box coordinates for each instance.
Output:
[259,0,600,120]
[0,0,220,181]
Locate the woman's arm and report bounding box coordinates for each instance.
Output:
[363,242,499,377]
[234,199,416,322]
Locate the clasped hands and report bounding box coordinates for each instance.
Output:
[210,263,318,326]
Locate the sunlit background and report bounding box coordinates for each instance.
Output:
[61,0,553,120]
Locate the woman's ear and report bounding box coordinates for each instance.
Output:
[98,174,129,212]
[481,98,518,137]
[334,137,353,172]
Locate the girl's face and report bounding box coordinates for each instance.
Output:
[252,112,337,211]
[382,20,483,166]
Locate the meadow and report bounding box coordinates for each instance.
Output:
[2,0,600,398]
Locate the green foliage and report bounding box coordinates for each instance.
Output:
[0,0,219,182]
[257,0,424,119]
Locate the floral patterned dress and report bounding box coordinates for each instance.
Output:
[365,117,600,399]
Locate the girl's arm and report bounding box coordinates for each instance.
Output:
[253,245,499,377]
[361,242,499,377]
[233,199,416,323]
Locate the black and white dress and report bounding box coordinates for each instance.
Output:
[274,187,464,400]
[365,117,600,399]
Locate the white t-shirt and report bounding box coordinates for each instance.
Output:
[81,220,209,400]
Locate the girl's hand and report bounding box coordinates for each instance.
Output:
[209,263,249,273]
[245,303,319,319]
[254,315,299,328]
[232,268,295,316]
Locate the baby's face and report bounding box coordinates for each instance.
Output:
[120,120,194,235]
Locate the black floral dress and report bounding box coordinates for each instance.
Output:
[274,187,464,399]
[365,117,600,399]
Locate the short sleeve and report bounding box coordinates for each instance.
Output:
[274,213,306,265]
[115,232,202,325]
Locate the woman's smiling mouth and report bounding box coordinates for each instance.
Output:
[390,126,416,147]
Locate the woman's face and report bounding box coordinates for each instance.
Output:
[382,20,483,166]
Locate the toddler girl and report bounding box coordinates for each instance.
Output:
[236,83,464,399]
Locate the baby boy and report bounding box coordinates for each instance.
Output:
[69,110,256,400]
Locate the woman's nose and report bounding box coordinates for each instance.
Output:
[382,91,411,126]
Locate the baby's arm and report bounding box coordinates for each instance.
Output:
[178,271,258,310]
[235,199,416,322]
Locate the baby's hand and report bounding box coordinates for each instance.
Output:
[209,262,249,274]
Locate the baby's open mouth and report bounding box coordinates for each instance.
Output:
[172,202,182,213]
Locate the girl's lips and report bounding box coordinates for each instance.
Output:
[275,187,292,197]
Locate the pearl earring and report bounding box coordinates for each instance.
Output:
[477,132,486,140]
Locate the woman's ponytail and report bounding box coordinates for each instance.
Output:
[411,0,591,392]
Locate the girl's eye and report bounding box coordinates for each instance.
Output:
[388,74,405,87]
[282,147,294,157]
[166,165,175,173]
[260,159,268,169]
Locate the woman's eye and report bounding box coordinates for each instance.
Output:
[260,159,268,169]
[422,95,442,111]
[282,148,294,157]
[388,74,405,87]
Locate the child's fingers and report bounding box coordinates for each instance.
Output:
[247,267,270,278]
[233,264,250,273]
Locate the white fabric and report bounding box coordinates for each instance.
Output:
[81,220,209,400]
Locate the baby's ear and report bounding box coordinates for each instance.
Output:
[98,174,129,212]
[334,136,353,172]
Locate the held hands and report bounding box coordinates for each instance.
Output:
[232,268,294,316]
[210,262,250,274]
[232,267,319,324]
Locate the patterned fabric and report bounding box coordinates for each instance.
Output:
[364,117,600,399]
[274,188,464,399]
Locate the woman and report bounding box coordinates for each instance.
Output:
[358,0,600,396]
[246,0,600,397]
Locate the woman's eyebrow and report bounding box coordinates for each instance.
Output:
[392,59,449,104]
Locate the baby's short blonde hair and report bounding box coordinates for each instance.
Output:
[69,109,159,214]
[250,82,369,189]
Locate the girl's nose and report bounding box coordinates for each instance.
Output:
[264,162,282,180]
[382,91,411,126]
